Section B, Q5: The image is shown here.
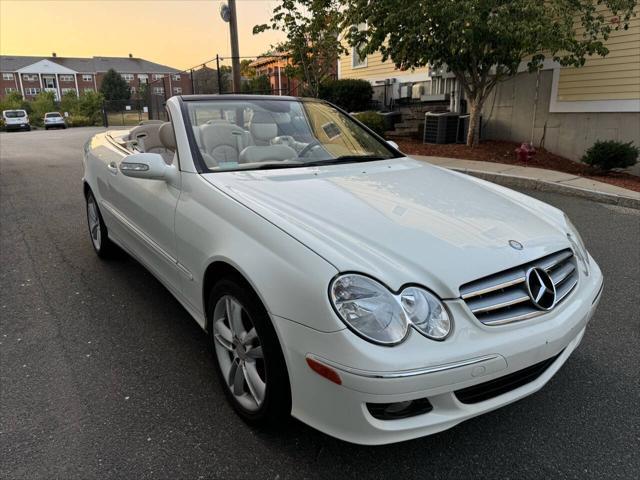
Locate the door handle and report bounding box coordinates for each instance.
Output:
[107,161,118,175]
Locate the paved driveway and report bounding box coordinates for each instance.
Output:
[1,128,638,479]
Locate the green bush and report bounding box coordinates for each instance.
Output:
[29,91,57,127]
[318,79,373,112]
[581,140,639,171]
[353,111,386,136]
[66,114,93,127]
[76,91,104,125]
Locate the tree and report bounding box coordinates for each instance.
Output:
[343,0,637,146]
[241,75,272,94]
[60,90,79,115]
[77,91,105,124]
[0,91,25,111]
[99,68,130,110]
[30,91,57,127]
[240,59,256,78]
[254,0,347,97]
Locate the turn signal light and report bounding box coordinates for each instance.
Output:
[306,357,342,385]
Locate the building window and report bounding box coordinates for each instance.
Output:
[23,74,38,82]
[25,87,41,95]
[121,73,134,82]
[61,88,76,95]
[173,87,182,94]
[2,73,14,81]
[82,74,93,82]
[84,88,94,93]
[153,74,164,80]
[138,74,148,84]
[352,44,367,68]
[153,87,165,95]
[60,75,74,82]
[5,87,17,94]
[352,23,368,69]
[172,74,181,81]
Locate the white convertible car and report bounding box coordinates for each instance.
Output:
[83,95,603,445]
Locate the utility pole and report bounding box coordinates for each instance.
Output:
[216,55,223,94]
[228,0,241,93]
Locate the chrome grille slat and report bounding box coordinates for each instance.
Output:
[460,249,579,326]
[556,275,578,303]
[536,249,573,270]
[467,286,530,313]
[549,262,576,286]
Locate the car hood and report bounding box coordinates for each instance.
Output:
[202,157,571,298]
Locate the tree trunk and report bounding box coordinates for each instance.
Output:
[466,99,482,147]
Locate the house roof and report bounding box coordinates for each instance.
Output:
[18,59,77,75]
[0,55,181,74]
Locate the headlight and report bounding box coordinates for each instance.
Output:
[329,274,451,345]
[400,287,451,340]
[564,214,590,276]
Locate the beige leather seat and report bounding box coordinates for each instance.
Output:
[199,120,249,164]
[157,122,176,164]
[129,123,167,155]
[248,111,278,146]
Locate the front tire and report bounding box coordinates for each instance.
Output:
[208,278,291,425]
[85,189,115,258]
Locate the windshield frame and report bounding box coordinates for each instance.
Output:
[178,95,403,174]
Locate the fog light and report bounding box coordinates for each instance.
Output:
[366,398,433,420]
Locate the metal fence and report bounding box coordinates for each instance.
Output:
[144,55,299,122]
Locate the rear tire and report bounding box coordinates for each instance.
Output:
[85,189,116,258]
[208,277,291,425]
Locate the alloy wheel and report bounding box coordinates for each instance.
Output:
[212,295,267,412]
[87,195,101,250]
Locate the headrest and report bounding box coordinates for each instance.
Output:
[249,111,277,141]
[159,122,176,151]
[272,112,291,124]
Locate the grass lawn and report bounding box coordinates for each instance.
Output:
[107,111,148,126]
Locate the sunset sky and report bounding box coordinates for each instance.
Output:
[0,0,285,69]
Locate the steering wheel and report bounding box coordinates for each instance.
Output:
[298,140,322,157]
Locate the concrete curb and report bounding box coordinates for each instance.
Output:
[449,167,640,210]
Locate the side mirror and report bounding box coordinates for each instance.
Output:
[387,140,399,150]
[119,152,171,180]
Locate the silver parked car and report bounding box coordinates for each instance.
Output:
[44,112,66,130]
[2,109,30,131]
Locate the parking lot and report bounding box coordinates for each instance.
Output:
[1,127,638,479]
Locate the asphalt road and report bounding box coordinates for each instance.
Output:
[1,127,639,480]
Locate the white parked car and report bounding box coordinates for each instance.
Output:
[82,95,603,445]
[2,109,30,131]
[44,111,66,129]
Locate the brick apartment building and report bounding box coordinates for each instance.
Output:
[0,54,192,101]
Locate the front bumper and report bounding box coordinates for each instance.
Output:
[5,123,29,131]
[273,258,603,445]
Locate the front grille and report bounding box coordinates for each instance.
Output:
[460,249,578,326]
[454,350,563,404]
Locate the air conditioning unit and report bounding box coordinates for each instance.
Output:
[423,112,459,144]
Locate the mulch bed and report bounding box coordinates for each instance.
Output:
[396,139,640,193]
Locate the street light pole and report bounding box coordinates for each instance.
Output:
[228,0,241,93]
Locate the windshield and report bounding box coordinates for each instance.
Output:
[184,99,400,171]
[46,112,61,118]
[4,110,26,118]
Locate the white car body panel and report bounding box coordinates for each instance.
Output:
[82,96,603,445]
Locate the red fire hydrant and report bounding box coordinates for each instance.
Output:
[515,143,536,163]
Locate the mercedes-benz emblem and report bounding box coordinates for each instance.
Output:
[525,267,557,310]
[509,240,524,250]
